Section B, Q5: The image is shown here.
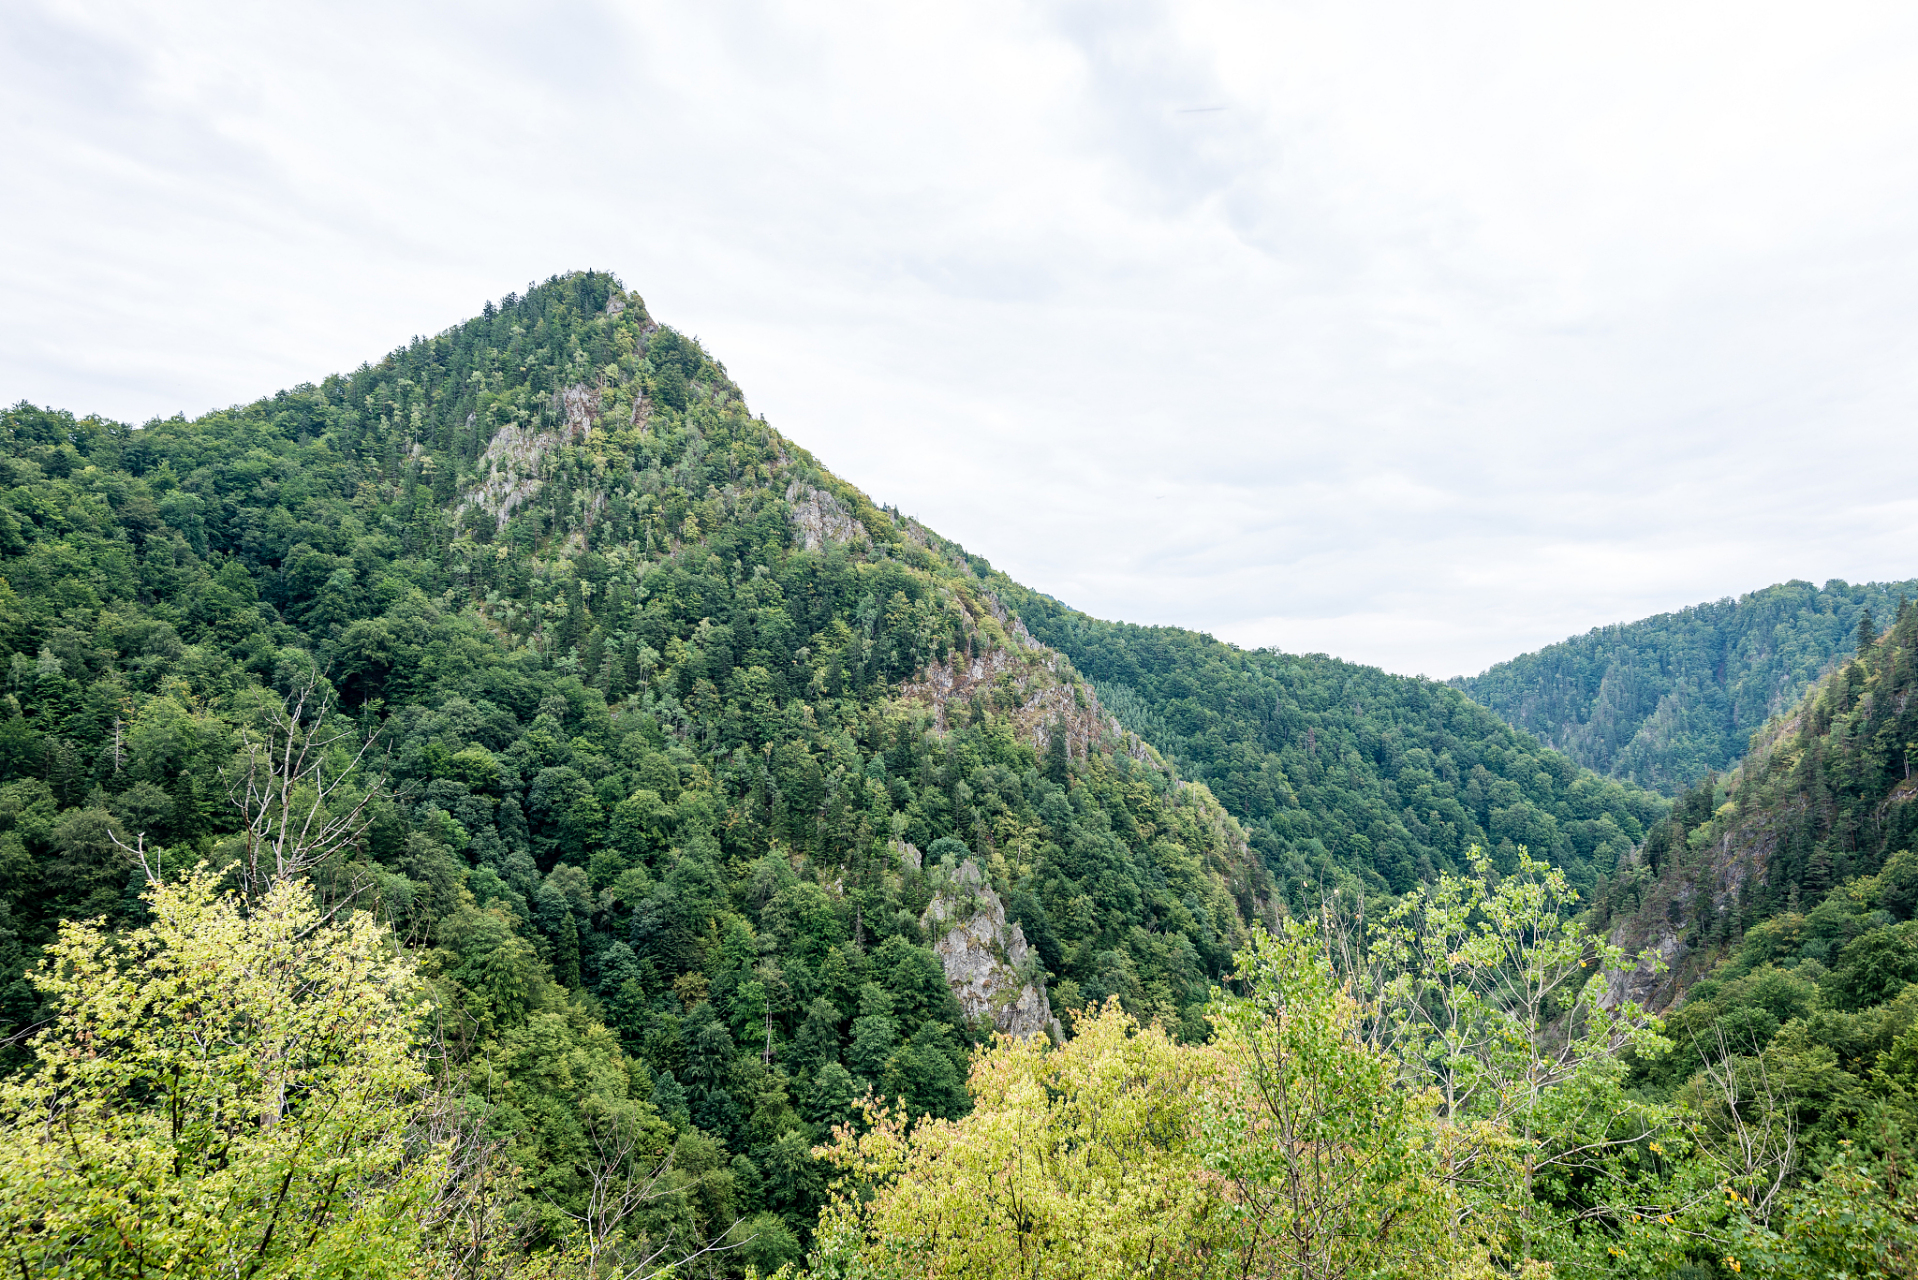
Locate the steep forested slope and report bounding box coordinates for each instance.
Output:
[1597,599,1918,1000]
[0,268,1678,1263]
[0,272,1266,1260]
[4,271,1910,1275]
[1455,578,1918,794]
[1591,600,1918,1180]
[993,587,1667,906]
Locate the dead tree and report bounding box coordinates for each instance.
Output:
[1695,1026,1797,1224]
[225,671,385,899]
[556,1103,743,1280]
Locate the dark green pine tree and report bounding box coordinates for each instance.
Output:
[431,457,457,506]
[649,1071,691,1129]
[793,996,843,1071]
[170,770,205,843]
[45,739,81,808]
[553,911,581,989]
[1045,723,1069,786]
[558,580,585,653]
[1858,607,1877,657]
[655,362,688,412]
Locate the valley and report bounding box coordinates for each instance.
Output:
[0,271,1911,1278]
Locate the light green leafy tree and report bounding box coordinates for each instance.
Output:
[1203,921,1487,1280]
[1359,846,1723,1272]
[1730,1140,1918,1279]
[0,870,446,1279]
[811,1002,1222,1280]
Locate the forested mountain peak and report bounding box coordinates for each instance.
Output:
[1455,577,1918,794]
[0,270,1272,1259]
[7,271,1912,1275]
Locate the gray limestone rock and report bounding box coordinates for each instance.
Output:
[785,481,868,553]
[921,859,1061,1041]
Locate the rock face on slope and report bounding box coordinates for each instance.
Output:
[785,480,868,552]
[462,380,632,533]
[896,594,1143,763]
[920,858,1061,1041]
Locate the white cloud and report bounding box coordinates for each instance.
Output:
[4,0,1917,677]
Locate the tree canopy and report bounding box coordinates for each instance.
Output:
[1,271,1909,1276]
[1455,578,1918,794]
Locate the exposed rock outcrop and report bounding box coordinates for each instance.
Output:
[462,383,602,531]
[901,642,1117,760]
[1602,912,1688,1011]
[921,859,1060,1041]
[1597,705,1889,1011]
[785,481,867,552]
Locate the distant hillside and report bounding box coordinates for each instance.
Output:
[992,586,1668,906]
[1590,600,1918,1174]
[1596,598,1918,1004]
[1454,578,1918,795]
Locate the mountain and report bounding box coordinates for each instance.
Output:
[1596,598,1918,1001]
[0,269,1663,1256]
[0,272,1270,1257]
[1454,579,1918,795]
[1591,598,1918,1173]
[987,588,1667,904]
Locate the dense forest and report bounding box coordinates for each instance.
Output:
[1455,578,1918,794]
[1562,600,1918,1271]
[0,271,1908,1277]
[0,273,1271,1271]
[1594,593,1918,1039]
[993,587,1667,904]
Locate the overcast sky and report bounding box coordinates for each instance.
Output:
[5,1,1918,678]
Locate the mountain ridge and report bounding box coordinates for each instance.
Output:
[7,269,1915,1271]
[1454,577,1918,794]
[0,269,1678,1260]
[0,274,1278,1258]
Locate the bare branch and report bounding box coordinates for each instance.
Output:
[221,669,386,900]
[107,827,163,885]
[1693,1025,1797,1224]
[546,1103,750,1280]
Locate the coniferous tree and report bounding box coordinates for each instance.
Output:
[1045,722,1069,786]
[0,275,1709,1272]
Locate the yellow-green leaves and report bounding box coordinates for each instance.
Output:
[1205,922,1479,1280]
[814,1005,1219,1280]
[0,871,442,1279]
[812,939,1484,1280]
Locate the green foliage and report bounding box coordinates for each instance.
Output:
[1456,578,1918,793]
[0,273,1268,1263]
[1731,1143,1918,1279]
[11,270,1888,1275]
[0,872,441,1278]
[996,585,1666,902]
[1577,602,1918,1273]
[812,906,1727,1280]
[1597,600,1918,995]
[1205,922,1470,1279]
[1360,848,1712,1273]
[813,1004,1221,1280]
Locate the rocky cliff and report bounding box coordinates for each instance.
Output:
[785,480,870,552]
[919,856,1061,1041]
